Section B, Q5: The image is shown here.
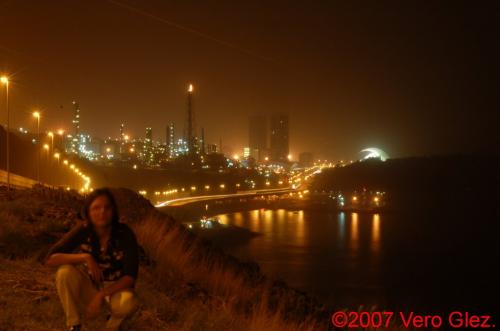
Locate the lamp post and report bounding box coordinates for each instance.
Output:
[58,129,64,151]
[33,111,41,183]
[1,76,10,190]
[43,144,49,185]
[54,153,60,186]
[48,131,54,151]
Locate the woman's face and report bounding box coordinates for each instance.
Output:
[89,195,113,228]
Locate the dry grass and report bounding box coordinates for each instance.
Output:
[0,187,327,330]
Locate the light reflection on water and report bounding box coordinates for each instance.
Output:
[214,209,383,305]
[350,212,359,252]
[211,208,495,312]
[372,213,380,254]
[337,212,345,249]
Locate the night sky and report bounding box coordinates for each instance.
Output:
[1,1,498,160]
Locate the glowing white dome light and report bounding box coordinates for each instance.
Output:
[360,147,389,161]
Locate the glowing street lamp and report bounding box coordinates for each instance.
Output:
[43,142,51,184]
[56,129,65,150]
[33,111,41,183]
[1,75,11,189]
[54,153,60,167]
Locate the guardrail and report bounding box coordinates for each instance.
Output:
[0,169,38,189]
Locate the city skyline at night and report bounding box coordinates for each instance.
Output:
[1,1,499,161]
[0,3,498,329]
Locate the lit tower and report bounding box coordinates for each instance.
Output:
[145,127,153,165]
[71,101,81,154]
[120,123,125,141]
[185,83,196,155]
[72,101,80,136]
[120,123,125,153]
[166,122,175,158]
[200,127,205,155]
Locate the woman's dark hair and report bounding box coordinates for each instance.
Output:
[81,187,120,228]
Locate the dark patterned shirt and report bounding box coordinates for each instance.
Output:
[46,221,139,282]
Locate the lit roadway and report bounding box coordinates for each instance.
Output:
[155,187,295,207]
[154,164,330,208]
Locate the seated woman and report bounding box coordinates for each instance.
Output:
[45,188,139,331]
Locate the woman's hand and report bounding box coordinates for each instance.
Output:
[84,254,103,283]
[86,291,105,319]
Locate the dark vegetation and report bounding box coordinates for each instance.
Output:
[0,184,327,330]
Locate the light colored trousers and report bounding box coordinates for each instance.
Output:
[55,264,138,329]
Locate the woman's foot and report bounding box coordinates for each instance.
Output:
[68,325,81,331]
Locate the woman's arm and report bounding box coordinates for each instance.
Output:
[45,252,90,267]
[100,275,136,297]
[43,221,87,265]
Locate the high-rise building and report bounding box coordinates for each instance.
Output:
[144,127,154,165]
[243,147,250,158]
[270,113,289,162]
[249,115,267,161]
[206,143,218,154]
[166,123,175,159]
[145,127,152,143]
[119,123,125,153]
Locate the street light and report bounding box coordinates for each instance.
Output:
[57,129,64,151]
[48,131,54,151]
[33,111,41,183]
[42,143,50,185]
[1,76,10,190]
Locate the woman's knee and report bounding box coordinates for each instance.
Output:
[55,264,79,283]
[109,290,138,316]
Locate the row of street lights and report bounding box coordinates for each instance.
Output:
[1,75,85,190]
